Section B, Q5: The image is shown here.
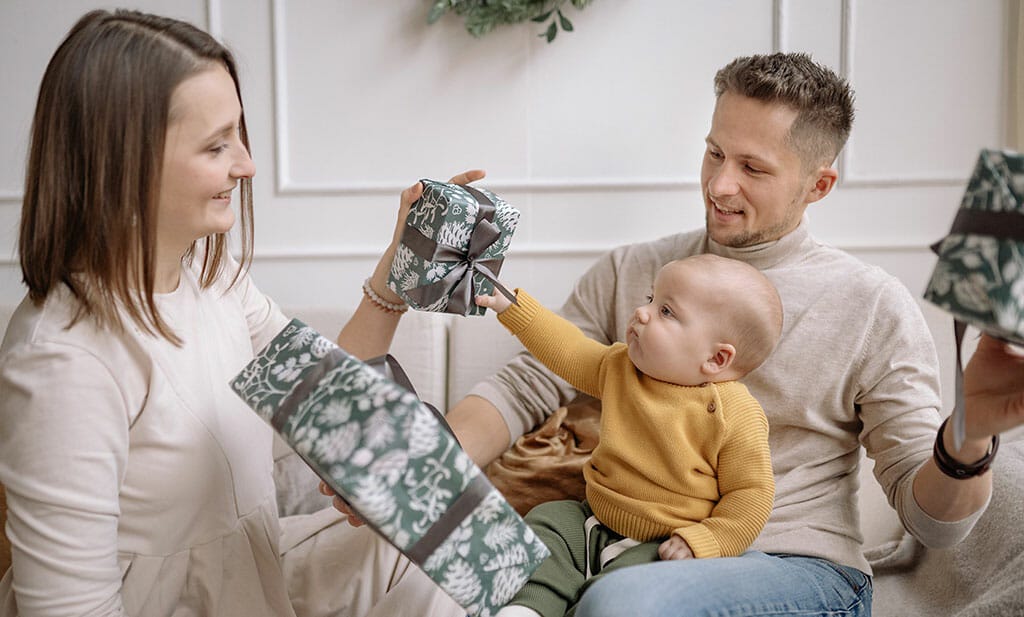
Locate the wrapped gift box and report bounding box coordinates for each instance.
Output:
[388,180,519,316]
[924,148,1024,449]
[230,319,549,617]
[924,148,1024,345]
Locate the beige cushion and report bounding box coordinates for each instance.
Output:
[447,315,526,405]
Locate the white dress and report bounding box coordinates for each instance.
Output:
[0,264,463,617]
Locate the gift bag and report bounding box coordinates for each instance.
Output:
[924,148,1024,448]
[230,319,549,616]
[388,180,519,316]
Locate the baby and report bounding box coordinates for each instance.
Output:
[476,253,783,617]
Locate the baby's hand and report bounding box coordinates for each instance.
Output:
[658,535,694,560]
[475,288,514,314]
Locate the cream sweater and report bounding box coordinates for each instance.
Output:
[472,220,985,574]
[497,291,774,558]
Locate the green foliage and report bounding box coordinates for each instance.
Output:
[427,0,594,42]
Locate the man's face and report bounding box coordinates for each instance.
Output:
[700,91,820,248]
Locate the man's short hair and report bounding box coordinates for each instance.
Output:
[714,52,855,170]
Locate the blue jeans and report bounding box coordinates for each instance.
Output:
[573,551,872,617]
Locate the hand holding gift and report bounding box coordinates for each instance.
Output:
[963,334,1024,441]
[925,148,1024,450]
[231,320,549,617]
[474,285,516,314]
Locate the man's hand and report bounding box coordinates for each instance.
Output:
[658,534,694,560]
[319,481,365,527]
[963,334,1024,441]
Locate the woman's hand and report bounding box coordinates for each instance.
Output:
[658,535,694,560]
[370,169,488,304]
[319,481,365,527]
[388,169,487,247]
[963,333,1024,440]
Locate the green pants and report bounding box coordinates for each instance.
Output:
[508,500,662,617]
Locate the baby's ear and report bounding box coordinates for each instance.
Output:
[701,343,736,376]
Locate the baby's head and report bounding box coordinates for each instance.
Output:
[625,254,783,386]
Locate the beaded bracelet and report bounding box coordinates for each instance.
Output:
[933,417,999,479]
[362,278,408,314]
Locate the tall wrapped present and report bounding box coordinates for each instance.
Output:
[925,149,1024,345]
[924,148,1024,448]
[230,319,549,617]
[388,180,519,316]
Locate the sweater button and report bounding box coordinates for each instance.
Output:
[707,402,716,413]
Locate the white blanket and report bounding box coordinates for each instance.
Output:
[867,437,1024,616]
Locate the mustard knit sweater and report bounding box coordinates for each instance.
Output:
[497,290,775,559]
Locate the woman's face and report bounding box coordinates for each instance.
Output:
[157,64,254,258]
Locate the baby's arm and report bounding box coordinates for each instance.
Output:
[672,398,774,559]
[475,288,611,397]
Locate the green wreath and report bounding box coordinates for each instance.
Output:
[427,0,595,43]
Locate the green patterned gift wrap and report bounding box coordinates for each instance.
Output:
[924,148,1024,451]
[388,180,520,316]
[230,319,549,617]
[924,149,1024,345]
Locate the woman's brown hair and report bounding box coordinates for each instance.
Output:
[19,9,254,344]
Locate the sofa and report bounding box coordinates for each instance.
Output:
[1,300,1022,615]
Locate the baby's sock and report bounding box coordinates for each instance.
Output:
[494,605,542,617]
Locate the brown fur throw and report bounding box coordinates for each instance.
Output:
[485,396,602,516]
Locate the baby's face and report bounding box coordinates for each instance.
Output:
[625,260,725,386]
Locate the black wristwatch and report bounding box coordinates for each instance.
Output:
[932,417,999,479]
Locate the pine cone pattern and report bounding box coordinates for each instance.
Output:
[230,320,549,616]
[387,179,520,316]
[925,149,1024,344]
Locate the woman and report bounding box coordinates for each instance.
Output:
[0,9,476,616]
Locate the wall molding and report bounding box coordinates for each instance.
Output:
[0,239,948,269]
[206,0,222,40]
[271,0,292,198]
[773,0,788,53]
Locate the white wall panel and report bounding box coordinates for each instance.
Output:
[528,0,774,181]
[0,1,210,199]
[276,0,531,191]
[782,0,844,68]
[847,0,1007,181]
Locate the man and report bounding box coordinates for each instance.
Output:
[444,52,1023,615]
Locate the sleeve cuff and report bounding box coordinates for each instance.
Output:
[466,381,533,449]
[898,473,990,549]
[674,525,722,559]
[496,289,541,335]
